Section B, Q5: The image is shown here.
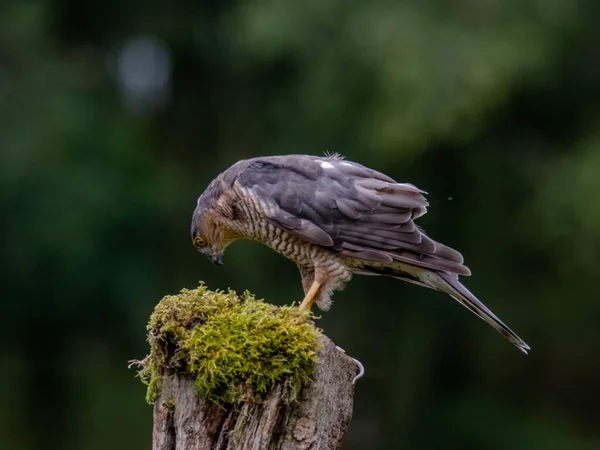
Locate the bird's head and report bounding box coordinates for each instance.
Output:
[191,222,226,265]
[191,184,240,266]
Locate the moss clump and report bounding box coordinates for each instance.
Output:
[137,283,320,406]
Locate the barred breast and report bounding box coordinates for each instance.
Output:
[252,220,320,266]
[231,189,321,266]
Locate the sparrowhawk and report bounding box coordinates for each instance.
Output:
[190,154,529,353]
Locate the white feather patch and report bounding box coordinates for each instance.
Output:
[320,161,335,169]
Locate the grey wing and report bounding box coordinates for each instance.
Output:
[236,155,469,276]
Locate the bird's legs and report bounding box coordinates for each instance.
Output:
[298,265,320,310]
[300,281,321,310]
[298,263,348,311]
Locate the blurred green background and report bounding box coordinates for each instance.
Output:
[2,0,599,449]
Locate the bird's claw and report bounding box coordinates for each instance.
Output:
[336,346,364,384]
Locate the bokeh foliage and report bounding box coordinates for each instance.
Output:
[1,0,599,449]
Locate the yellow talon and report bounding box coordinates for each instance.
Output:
[300,281,321,310]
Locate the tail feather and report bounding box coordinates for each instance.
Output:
[352,265,530,353]
[432,271,530,354]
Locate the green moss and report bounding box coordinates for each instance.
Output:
[137,283,320,406]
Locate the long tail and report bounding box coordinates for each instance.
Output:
[354,265,530,353]
[428,271,530,354]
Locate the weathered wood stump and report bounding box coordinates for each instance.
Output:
[135,285,358,450]
[153,335,356,450]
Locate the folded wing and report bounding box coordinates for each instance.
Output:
[236,155,470,276]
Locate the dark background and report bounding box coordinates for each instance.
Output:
[2,1,599,449]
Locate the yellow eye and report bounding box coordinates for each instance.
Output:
[193,236,206,248]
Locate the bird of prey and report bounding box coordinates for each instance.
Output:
[191,154,530,353]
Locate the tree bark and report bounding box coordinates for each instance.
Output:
[152,335,357,450]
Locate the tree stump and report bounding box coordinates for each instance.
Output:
[135,285,358,450]
[153,335,356,450]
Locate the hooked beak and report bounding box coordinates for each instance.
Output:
[210,254,224,266]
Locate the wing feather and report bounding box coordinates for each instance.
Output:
[236,155,469,275]
[335,198,363,219]
[340,228,425,246]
